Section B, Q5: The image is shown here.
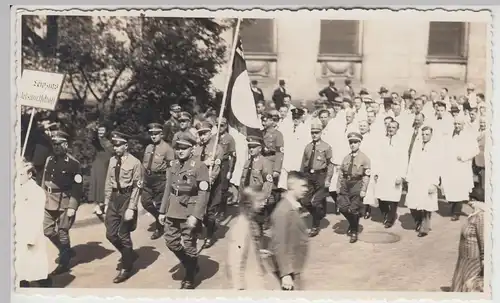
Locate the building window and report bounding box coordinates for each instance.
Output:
[427,22,467,61]
[239,18,275,55]
[319,20,361,57]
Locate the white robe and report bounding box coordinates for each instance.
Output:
[440,131,479,201]
[279,122,310,189]
[374,134,408,202]
[15,179,49,283]
[405,141,442,211]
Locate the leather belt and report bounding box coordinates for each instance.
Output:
[171,187,197,197]
[45,186,67,194]
[112,186,133,194]
[308,168,327,174]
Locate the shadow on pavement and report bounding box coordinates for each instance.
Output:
[49,272,76,288]
[130,246,161,276]
[398,213,416,230]
[332,219,364,235]
[169,254,219,288]
[70,241,114,269]
[303,214,330,230]
[370,207,385,223]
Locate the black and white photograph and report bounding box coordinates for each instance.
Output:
[13,7,491,299]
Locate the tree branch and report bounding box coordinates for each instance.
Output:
[78,66,102,103]
[68,73,85,102]
[102,66,126,102]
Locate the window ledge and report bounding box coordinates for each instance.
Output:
[426,56,467,65]
[317,54,363,62]
[244,52,278,61]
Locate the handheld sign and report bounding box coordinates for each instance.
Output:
[18,70,65,110]
[19,70,65,158]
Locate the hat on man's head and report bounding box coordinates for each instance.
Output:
[247,135,264,147]
[379,86,389,94]
[359,88,369,95]
[333,96,343,105]
[147,123,163,132]
[196,120,213,133]
[362,95,374,103]
[311,121,323,132]
[170,104,182,112]
[111,131,130,145]
[178,111,192,121]
[174,132,197,149]
[467,83,476,91]
[51,130,69,143]
[291,108,305,119]
[347,132,363,142]
[450,106,461,114]
[279,79,286,86]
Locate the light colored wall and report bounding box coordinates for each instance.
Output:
[211,19,489,101]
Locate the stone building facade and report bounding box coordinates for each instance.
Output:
[212,17,489,101]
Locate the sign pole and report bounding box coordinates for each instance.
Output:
[21,107,36,159]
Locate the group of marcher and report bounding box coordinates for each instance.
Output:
[16,78,487,292]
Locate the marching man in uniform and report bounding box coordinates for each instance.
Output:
[239,134,275,241]
[41,130,83,276]
[336,132,371,244]
[159,133,211,289]
[300,121,334,237]
[142,123,175,240]
[193,120,224,249]
[103,131,144,283]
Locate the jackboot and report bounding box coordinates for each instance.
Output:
[113,248,134,283]
[150,221,165,240]
[203,219,217,249]
[181,255,199,289]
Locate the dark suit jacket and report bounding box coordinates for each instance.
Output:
[318,86,339,101]
[269,197,309,278]
[252,87,265,103]
[272,87,286,109]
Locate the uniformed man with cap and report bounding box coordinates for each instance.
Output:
[300,121,334,237]
[172,111,198,144]
[336,132,371,244]
[261,110,285,205]
[239,133,274,240]
[193,120,224,249]
[158,133,210,289]
[103,131,144,283]
[163,104,182,143]
[141,123,175,240]
[215,117,237,220]
[41,130,83,276]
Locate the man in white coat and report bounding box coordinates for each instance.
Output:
[15,160,51,288]
[374,120,408,228]
[358,120,378,218]
[405,126,442,238]
[441,116,480,221]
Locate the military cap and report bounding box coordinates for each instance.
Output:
[311,121,323,132]
[174,132,197,149]
[170,104,182,112]
[362,95,374,103]
[51,130,69,143]
[333,96,343,105]
[291,108,305,119]
[147,123,163,132]
[111,131,130,145]
[247,135,264,147]
[347,132,363,142]
[196,120,213,133]
[379,86,389,94]
[178,111,192,121]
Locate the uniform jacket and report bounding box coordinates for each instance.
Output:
[301,139,334,182]
[251,87,265,102]
[270,197,309,279]
[441,130,479,201]
[160,157,210,220]
[142,140,175,174]
[239,155,274,200]
[15,179,49,283]
[263,127,285,173]
[405,140,442,211]
[42,154,83,211]
[374,134,407,202]
[104,153,144,210]
[193,136,224,184]
[337,151,371,195]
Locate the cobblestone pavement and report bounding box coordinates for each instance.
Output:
[46,199,470,292]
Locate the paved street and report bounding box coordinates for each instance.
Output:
[46,198,469,292]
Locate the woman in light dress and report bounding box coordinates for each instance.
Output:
[15,160,51,288]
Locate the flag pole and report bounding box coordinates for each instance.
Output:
[208,18,242,179]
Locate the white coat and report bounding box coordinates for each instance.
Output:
[374,134,407,202]
[323,116,349,192]
[15,178,49,284]
[405,140,442,211]
[279,122,310,189]
[360,131,379,207]
[441,131,479,202]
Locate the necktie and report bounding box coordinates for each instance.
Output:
[244,157,254,187]
[115,156,122,190]
[308,142,316,171]
[347,154,355,176]
[200,145,206,161]
[453,130,460,137]
[389,136,393,146]
[293,125,297,133]
[146,143,157,172]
